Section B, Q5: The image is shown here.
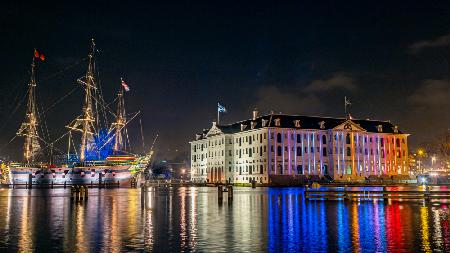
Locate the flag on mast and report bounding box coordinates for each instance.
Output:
[121,78,130,91]
[218,103,227,113]
[345,96,351,106]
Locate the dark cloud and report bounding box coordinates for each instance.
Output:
[253,72,356,115]
[409,34,450,53]
[304,73,356,92]
[405,79,450,141]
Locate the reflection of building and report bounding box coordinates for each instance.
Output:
[190,111,409,184]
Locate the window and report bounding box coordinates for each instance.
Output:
[277,146,282,156]
[396,138,400,147]
[297,134,301,143]
[271,146,274,152]
[260,134,263,143]
[322,135,326,144]
[346,134,351,144]
[310,147,314,153]
[304,147,308,153]
[260,165,263,174]
[249,149,252,157]
[277,133,282,143]
[249,137,252,145]
[297,147,302,156]
[297,165,303,174]
[381,138,384,147]
[347,147,351,156]
[323,147,327,156]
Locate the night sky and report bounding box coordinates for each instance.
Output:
[0,1,449,161]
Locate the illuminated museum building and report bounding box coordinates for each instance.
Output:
[190,110,409,184]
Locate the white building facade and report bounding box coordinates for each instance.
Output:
[190,112,409,184]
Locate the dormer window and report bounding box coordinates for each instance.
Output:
[393,125,398,133]
[241,124,247,131]
[262,119,268,127]
[319,121,325,129]
[294,120,301,128]
[377,125,383,133]
[274,118,281,127]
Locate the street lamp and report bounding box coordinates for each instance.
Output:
[431,156,436,169]
[417,148,425,174]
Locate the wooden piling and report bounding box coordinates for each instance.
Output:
[28,174,32,189]
[227,185,233,200]
[84,186,88,199]
[383,186,388,201]
[218,186,223,201]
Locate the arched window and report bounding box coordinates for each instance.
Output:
[277,133,282,143]
[277,164,283,174]
[277,146,282,156]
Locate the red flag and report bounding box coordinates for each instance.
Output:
[121,79,130,91]
[34,49,39,58]
[40,54,45,61]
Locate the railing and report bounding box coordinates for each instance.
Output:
[1,181,122,189]
[304,186,450,202]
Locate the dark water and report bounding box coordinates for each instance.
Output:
[0,187,448,252]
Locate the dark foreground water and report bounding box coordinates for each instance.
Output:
[0,187,448,252]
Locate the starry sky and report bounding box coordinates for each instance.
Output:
[0,1,449,161]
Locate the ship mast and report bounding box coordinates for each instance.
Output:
[16,55,41,164]
[67,39,97,162]
[112,79,126,154]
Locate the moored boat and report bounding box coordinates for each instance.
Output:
[7,40,153,186]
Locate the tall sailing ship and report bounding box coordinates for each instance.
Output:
[7,40,153,186]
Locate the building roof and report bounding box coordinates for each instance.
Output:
[194,114,404,140]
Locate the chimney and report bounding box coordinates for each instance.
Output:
[252,108,258,120]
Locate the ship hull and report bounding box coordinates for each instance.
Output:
[9,165,134,187]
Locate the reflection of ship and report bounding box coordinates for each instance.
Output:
[7,40,153,186]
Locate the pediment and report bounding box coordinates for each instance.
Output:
[333,120,366,132]
[206,123,224,137]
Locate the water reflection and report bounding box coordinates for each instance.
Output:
[0,187,448,252]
